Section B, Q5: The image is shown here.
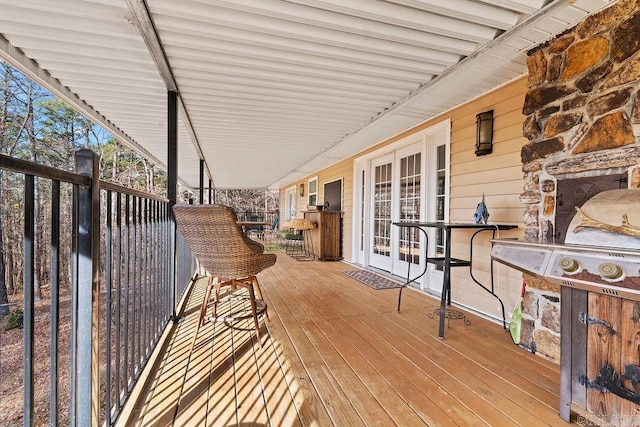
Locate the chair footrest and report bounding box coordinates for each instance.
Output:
[276,230,303,240]
[426,257,471,268]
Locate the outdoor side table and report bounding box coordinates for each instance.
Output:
[393,222,517,339]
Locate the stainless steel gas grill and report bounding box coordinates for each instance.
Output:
[491,240,640,302]
[491,189,640,424]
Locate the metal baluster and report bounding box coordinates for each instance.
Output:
[123,194,130,390]
[23,174,35,427]
[105,190,112,424]
[50,180,61,426]
[132,195,138,377]
[144,198,149,357]
[163,203,169,320]
[136,196,142,371]
[114,193,122,411]
[70,184,78,427]
[152,200,158,339]
[158,201,163,334]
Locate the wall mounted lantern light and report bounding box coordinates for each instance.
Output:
[475,110,494,156]
[299,183,304,197]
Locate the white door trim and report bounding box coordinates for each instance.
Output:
[284,185,297,222]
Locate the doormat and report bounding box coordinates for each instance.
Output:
[342,270,405,290]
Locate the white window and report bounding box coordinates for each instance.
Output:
[308,177,318,207]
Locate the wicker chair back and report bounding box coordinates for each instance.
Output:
[173,204,276,278]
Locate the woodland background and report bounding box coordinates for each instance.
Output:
[0,59,278,318]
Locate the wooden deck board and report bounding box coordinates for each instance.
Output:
[132,251,566,426]
[289,282,458,425]
[264,292,335,427]
[293,306,411,425]
[329,316,461,426]
[356,313,523,426]
[267,272,366,425]
[381,312,560,426]
[252,319,301,427]
[294,316,395,426]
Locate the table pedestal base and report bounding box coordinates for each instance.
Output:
[428,308,471,328]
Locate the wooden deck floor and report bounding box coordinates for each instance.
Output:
[132,251,567,426]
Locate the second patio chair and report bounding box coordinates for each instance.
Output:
[173,204,277,349]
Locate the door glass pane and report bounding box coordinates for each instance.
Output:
[373,162,392,256]
[435,145,446,265]
[398,153,421,264]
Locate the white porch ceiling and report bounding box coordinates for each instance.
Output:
[0,0,615,189]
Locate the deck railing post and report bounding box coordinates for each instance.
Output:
[168,90,178,321]
[74,149,100,427]
[199,159,204,204]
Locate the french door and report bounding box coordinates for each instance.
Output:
[368,146,424,275]
[369,154,394,271]
[362,122,449,293]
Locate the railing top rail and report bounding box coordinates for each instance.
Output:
[0,153,169,203]
[0,153,88,185]
[100,181,168,203]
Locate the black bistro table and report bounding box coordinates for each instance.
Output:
[393,221,517,339]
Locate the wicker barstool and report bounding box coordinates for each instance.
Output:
[173,204,277,349]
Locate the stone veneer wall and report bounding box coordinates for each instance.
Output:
[518,0,640,362]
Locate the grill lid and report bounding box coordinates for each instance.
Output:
[566,188,640,249]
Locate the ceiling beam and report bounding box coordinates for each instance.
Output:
[124,0,212,186]
[124,0,176,92]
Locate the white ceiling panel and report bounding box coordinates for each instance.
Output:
[0,0,617,190]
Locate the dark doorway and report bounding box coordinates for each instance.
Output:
[324,179,342,212]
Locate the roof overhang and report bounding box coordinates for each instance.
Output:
[0,0,616,189]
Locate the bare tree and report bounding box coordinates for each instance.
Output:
[143,158,154,192]
[0,65,34,309]
[0,60,171,314]
[0,68,9,314]
[25,80,43,300]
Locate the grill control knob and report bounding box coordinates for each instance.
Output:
[598,263,624,281]
[558,257,580,273]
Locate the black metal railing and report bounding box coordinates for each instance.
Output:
[0,149,194,426]
[237,210,279,233]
